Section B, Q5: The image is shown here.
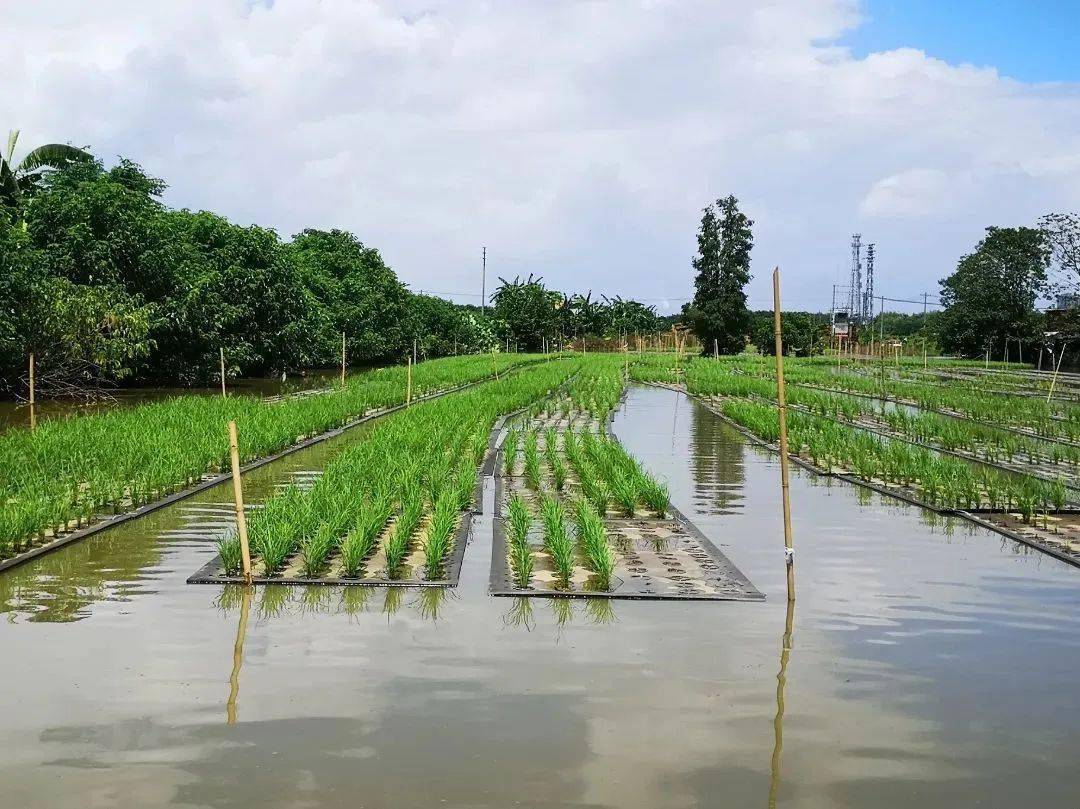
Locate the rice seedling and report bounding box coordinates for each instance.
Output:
[523,431,542,490]
[506,494,535,587]
[540,494,575,587]
[502,429,519,476]
[340,496,391,577]
[640,477,669,518]
[422,492,459,579]
[385,489,424,579]
[611,472,640,516]
[217,533,243,576]
[573,497,615,590]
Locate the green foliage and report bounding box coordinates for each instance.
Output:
[937,227,1049,358]
[684,195,753,355]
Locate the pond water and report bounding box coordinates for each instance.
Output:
[0,385,1077,808]
[0,369,342,432]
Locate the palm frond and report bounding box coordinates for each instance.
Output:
[17,143,91,175]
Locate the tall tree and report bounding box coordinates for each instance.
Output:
[683,195,753,355]
[937,226,1049,358]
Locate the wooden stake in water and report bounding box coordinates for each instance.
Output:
[219,347,226,398]
[1048,342,1068,403]
[772,268,795,601]
[227,420,252,585]
[28,353,35,431]
[406,356,413,406]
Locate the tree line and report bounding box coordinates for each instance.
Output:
[0,140,664,397]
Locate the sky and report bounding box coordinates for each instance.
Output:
[4,0,1079,315]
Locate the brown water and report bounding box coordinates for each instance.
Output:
[1,385,1078,808]
[0,369,341,432]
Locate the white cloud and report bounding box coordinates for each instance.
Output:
[3,0,1079,311]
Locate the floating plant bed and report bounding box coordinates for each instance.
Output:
[488,381,763,602]
[490,476,763,601]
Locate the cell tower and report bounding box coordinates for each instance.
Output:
[848,233,863,322]
[863,243,875,323]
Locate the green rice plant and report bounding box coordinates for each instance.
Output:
[217,533,243,576]
[573,497,614,590]
[523,431,542,490]
[422,492,459,579]
[540,494,575,587]
[506,494,534,587]
[340,496,391,578]
[299,522,339,577]
[640,476,669,518]
[502,429,519,476]
[611,472,640,516]
[385,489,424,579]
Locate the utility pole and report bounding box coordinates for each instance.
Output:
[922,292,928,315]
[481,247,487,315]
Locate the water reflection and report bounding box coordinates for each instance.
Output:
[689,396,746,514]
[226,586,252,725]
[768,594,795,809]
[212,584,455,625]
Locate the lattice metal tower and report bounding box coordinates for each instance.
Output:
[848,234,863,322]
[863,243,876,323]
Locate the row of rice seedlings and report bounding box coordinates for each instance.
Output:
[544,428,568,491]
[563,429,610,514]
[573,497,615,590]
[581,430,669,517]
[0,353,550,558]
[541,494,575,587]
[506,494,535,587]
[503,429,519,476]
[385,470,425,578]
[340,495,393,577]
[720,397,1071,523]
[422,492,460,579]
[523,430,543,490]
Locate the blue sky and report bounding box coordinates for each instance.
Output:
[845,0,1080,82]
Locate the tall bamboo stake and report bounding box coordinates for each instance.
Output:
[406,356,412,406]
[219,347,226,398]
[772,268,795,601]
[341,331,346,387]
[1048,342,1067,402]
[28,353,35,431]
[227,421,252,584]
[491,349,500,381]
[714,338,719,359]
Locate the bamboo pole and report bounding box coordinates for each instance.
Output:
[227,421,252,584]
[226,584,252,725]
[492,349,500,381]
[406,356,412,406]
[28,353,35,431]
[772,268,795,601]
[713,338,719,360]
[1048,342,1067,403]
[341,331,346,387]
[219,347,226,398]
[923,338,927,369]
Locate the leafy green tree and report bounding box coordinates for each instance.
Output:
[491,275,562,351]
[683,195,753,355]
[937,227,1049,358]
[286,228,413,365]
[749,311,825,356]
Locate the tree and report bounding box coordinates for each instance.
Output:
[937,227,1049,358]
[1,129,91,211]
[490,275,561,351]
[749,311,825,356]
[683,195,753,355]
[1040,212,1080,298]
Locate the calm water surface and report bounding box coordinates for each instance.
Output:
[0,385,1077,808]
